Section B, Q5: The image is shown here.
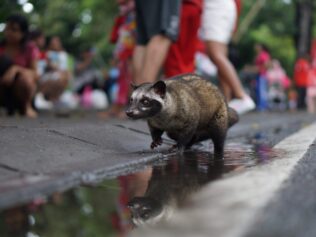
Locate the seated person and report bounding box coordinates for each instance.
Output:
[38,36,71,102]
[73,47,103,94]
[0,14,39,118]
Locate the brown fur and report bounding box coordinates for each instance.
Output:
[127,73,239,155]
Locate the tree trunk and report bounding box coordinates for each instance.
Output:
[295,0,314,58]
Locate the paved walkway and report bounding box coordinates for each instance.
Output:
[0,111,315,210]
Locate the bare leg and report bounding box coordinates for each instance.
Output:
[132,45,146,85]
[307,94,316,114]
[205,40,245,100]
[219,79,232,101]
[13,73,37,118]
[133,35,172,85]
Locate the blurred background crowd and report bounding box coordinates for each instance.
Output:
[0,0,316,118]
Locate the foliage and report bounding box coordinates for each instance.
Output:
[0,0,118,67]
[237,0,297,75]
[31,180,120,237]
[0,0,315,74]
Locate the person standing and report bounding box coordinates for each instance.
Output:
[266,59,290,110]
[254,43,271,111]
[293,55,310,110]
[201,0,255,115]
[100,0,136,118]
[132,0,181,85]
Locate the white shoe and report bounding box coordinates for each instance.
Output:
[34,93,53,110]
[228,95,256,115]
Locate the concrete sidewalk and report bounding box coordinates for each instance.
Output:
[0,111,315,210]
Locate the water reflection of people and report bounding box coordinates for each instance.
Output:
[3,206,30,237]
[127,152,227,226]
[113,168,153,235]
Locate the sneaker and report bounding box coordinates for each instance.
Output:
[34,93,53,110]
[228,95,256,115]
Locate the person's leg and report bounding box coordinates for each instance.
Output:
[306,94,313,113]
[13,72,37,118]
[0,63,15,115]
[297,86,307,109]
[307,88,316,113]
[201,0,254,114]
[219,78,232,101]
[205,40,244,100]
[204,41,255,115]
[132,45,146,85]
[39,79,67,102]
[0,84,15,115]
[140,35,172,84]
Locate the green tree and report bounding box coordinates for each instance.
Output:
[0,0,118,65]
[237,0,297,74]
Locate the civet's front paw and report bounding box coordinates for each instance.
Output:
[150,138,162,149]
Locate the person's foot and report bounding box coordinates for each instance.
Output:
[26,106,38,118]
[228,95,255,115]
[98,104,126,119]
[98,110,114,119]
[34,93,53,110]
[116,110,128,119]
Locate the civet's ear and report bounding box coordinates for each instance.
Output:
[152,80,166,98]
[131,83,139,90]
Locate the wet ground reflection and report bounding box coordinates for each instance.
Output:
[0,143,283,237]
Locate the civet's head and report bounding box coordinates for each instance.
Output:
[127,197,164,226]
[126,81,166,119]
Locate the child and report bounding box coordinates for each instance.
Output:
[266,59,290,110]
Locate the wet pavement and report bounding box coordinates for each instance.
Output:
[0,111,316,236]
[0,142,283,237]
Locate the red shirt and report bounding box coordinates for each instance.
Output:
[294,58,310,87]
[255,50,271,75]
[183,0,202,9]
[0,41,39,68]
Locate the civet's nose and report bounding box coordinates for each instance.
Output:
[125,109,134,117]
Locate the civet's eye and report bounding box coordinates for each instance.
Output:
[141,98,150,106]
[130,98,133,102]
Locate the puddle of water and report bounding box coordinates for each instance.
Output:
[0,143,284,237]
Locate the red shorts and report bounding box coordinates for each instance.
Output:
[164,2,201,78]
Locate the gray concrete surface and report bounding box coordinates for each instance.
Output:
[0,111,315,210]
[129,120,316,237]
[244,138,316,237]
